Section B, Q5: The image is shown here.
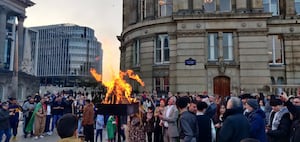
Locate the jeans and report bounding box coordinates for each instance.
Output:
[51,114,62,131]
[95,129,103,142]
[0,128,12,142]
[44,115,52,132]
[78,118,83,134]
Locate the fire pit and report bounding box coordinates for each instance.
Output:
[90,69,144,142]
[96,102,139,115]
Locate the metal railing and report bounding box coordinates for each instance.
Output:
[269,85,300,96]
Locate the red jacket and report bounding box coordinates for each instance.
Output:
[82,103,94,125]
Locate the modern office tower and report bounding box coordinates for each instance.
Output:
[0,0,38,101]
[119,0,300,97]
[31,24,102,87]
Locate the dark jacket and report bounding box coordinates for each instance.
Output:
[267,112,291,142]
[179,111,198,142]
[247,109,267,142]
[291,119,300,142]
[0,108,10,130]
[196,114,212,142]
[218,108,250,142]
[205,103,217,118]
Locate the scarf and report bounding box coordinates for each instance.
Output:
[25,102,42,132]
[271,107,289,130]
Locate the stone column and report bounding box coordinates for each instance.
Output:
[0,7,7,69]
[10,15,25,98]
[17,15,25,67]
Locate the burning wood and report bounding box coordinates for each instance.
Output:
[90,68,145,104]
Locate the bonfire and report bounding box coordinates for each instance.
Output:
[90,68,145,104]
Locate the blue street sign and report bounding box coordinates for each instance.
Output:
[185,58,196,66]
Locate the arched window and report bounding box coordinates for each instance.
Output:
[18,85,23,101]
[270,77,275,85]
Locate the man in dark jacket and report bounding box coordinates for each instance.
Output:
[177,96,198,142]
[266,97,291,142]
[0,102,12,142]
[8,97,22,139]
[245,99,267,142]
[218,97,250,142]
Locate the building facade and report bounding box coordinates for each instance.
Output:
[119,0,300,97]
[0,0,39,101]
[31,24,103,88]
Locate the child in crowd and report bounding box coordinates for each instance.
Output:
[95,114,104,142]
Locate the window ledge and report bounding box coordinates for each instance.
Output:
[269,64,285,70]
[153,64,169,69]
[205,61,239,69]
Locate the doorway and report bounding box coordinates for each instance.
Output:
[213,76,230,99]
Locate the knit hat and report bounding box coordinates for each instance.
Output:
[270,98,283,106]
[247,99,259,109]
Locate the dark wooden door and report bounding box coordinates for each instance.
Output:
[213,76,230,99]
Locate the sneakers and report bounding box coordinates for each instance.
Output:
[47,131,53,135]
[34,136,38,140]
[39,135,44,138]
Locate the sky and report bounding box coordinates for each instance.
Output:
[24,0,122,81]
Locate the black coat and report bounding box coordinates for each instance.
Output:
[291,119,300,142]
[218,109,250,142]
[247,109,267,142]
[267,112,292,142]
[0,108,10,130]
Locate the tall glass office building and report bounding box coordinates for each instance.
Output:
[31,24,102,87]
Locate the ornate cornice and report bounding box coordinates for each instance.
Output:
[176,30,206,37]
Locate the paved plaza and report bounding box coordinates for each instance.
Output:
[2,120,109,142]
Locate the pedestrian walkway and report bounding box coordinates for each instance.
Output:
[8,121,60,142]
[3,121,110,142]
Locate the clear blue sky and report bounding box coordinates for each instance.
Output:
[24,0,122,81]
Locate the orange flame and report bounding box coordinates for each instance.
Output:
[90,68,145,104]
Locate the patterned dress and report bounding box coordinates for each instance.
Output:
[128,117,146,142]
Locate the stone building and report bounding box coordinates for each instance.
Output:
[119,0,300,97]
[0,0,39,101]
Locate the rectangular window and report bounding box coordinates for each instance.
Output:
[133,39,140,67]
[204,0,216,12]
[223,33,233,61]
[154,77,169,93]
[155,34,169,64]
[263,0,279,16]
[159,0,173,17]
[208,33,218,61]
[220,0,231,12]
[296,0,300,14]
[141,0,146,20]
[268,35,284,65]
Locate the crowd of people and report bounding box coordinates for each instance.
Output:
[0,90,300,142]
[126,91,300,142]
